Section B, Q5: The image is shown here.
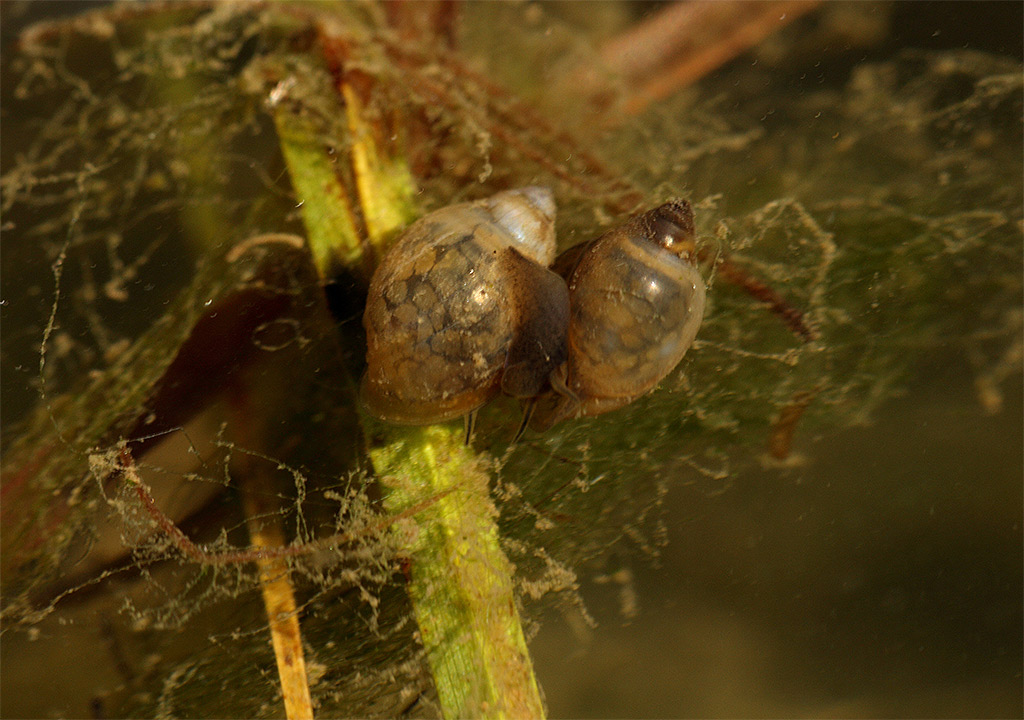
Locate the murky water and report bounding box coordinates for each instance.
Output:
[2,2,1020,718]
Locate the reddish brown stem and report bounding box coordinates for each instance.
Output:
[714,256,818,342]
[377,37,644,214]
[767,388,818,460]
[118,445,447,567]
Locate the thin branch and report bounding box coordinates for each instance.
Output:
[600,0,820,115]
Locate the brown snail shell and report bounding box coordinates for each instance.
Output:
[361,187,570,425]
[531,200,706,429]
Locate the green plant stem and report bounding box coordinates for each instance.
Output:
[272,107,366,279]
[272,62,545,718]
[367,422,546,719]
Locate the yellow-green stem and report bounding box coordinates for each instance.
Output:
[271,59,545,718]
[368,422,545,719]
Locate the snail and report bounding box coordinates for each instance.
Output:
[529,200,706,431]
[361,187,570,433]
[362,189,706,439]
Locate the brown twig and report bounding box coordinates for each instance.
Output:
[601,0,821,115]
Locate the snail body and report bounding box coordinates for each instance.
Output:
[361,187,569,425]
[533,200,706,429]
